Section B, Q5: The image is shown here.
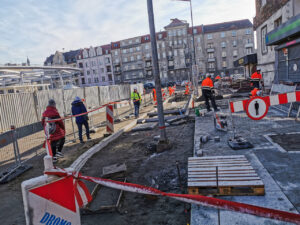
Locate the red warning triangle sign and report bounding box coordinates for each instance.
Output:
[30,176,77,213]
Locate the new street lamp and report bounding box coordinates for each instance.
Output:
[175,0,199,96]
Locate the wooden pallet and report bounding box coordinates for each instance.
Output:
[188,155,265,196]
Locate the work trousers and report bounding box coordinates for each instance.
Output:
[202,89,217,111]
[251,81,260,89]
[134,101,140,117]
[50,137,65,156]
[77,120,90,141]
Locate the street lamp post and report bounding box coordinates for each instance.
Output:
[147,0,168,142]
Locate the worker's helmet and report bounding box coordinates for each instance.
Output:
[74,96,81,101]
[206,74,211,78]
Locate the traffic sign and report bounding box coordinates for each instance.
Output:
[27,176,80,225]
[246,97,269,120]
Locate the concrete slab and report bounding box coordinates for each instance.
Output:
[191,109,300,225]
[131,122,157,132]
[191,153,298,225]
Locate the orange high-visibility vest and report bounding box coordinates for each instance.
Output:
[215,75,221,80]
[251,72,262,81]
[152,88,157,101]
[250,88,258,98]
[202,77,214,90]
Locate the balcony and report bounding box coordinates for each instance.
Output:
[207,68,215,72]
[144,56,152,61]
[206,48,214,53]
[207,57,215,62]
[245,43,254,48]
[114,69,122,74]
[168,65,174,70]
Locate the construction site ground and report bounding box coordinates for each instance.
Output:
[0,93,190,225]
[191,98,300,224]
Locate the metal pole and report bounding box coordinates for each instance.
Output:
[189,0,199,96]
[147,0,167,141]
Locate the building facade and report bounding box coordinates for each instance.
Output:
[45,18,254,85]
[76,45,114,86]
[254,0,300,87]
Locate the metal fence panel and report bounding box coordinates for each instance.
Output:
[35,90,50,120]
[85,87,100,109]
[63,88,84,115]
[0,94,24,131]
[19,93,38,125]
[108,85,120,102]
[48,89,64,116]
[99,86,110,105]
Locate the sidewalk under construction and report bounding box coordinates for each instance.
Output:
[0,88,300,224]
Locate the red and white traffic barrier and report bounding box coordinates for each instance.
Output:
[106,104,114,133]
[42,167,300,224]
[230,91,300,113]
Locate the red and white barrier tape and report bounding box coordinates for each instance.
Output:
[45,168,300,224]
[230,91,300,113]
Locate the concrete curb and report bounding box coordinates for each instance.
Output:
[70,97,171,171]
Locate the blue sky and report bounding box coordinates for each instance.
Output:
[0,0,255,65]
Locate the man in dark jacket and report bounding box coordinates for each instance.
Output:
[42,99,65,162]
[71,96,91,143]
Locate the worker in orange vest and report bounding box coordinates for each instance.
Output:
[152,88,157,101]
[215,75,221,80]
[184,84,190,95]
[202,74,218,112]
[250,88,262,98]
[168,86,173,96]
[251,69,262,89]
[161,88,166,101]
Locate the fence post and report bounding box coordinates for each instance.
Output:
[10,125,21,164]
[71,117,76,142]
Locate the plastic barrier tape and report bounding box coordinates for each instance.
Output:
[45,168,300,224]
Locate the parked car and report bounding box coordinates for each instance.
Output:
[144,83,154,89]
[167,81,176,87]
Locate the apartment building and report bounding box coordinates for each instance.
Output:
[254,0,300,87]
[76,45,114,86]
[44,18,254,85]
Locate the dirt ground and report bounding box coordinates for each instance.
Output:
[80,121,194,225]
[0,95,190,225]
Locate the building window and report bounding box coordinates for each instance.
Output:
[261,25,268,54]
[78,55,81,60]
[115,58,119,63]
[94,77,99,83]
[193,28,197,34]
[129,40,132,44]
[245,29,251,35]
[88,78,91,84]
[145,44,150,50]
[222,61,227,68]
[174,50,177,56]
[106,66,111,72]
[136,46,140,51]
[144,36,149,41]
[208,62,214,68]
[232,31,237,37]
[92,69,96,74]
[233,40,237,47]
[233,50,238,57]
[114,43,118,47]
[130,56,134,61]
[105,50,109,54]
[162,42,165,48]
[79,63,83,68]
[108,74,112,81]
[168,31,172,37]
[139,72,143,78]
[222,51,226,57]
[122,49,127,54]
[100,68,104,73]
[220,32,225,38]
[221,42,226,48]
[137,55,141,60]
[246,47,252,55]
[105,57,110,64]
[87,70,90,75]
[207,34,212,40]
[136,38,139,43]
[146,53,150,58]
[85,62,89,67]
[168,51,172,56]
[274,17,282,28]
[123,57,128,62]
[158,34,163,39]
[207,43,213,48]
[208,52,214,59]
[178,39,182,44]
[197,37,201,43]
[102,77,105,82]
[114,51,118,56]
[163,52,166,58]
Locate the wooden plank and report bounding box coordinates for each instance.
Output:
[188,180,264,187]
[189,174,259,178]
[189,171,258,175]
[188,177,261,181]
[188,166,254,172]
[189,155,246,160]
[188,160,249,163]
[188,163,251,167]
